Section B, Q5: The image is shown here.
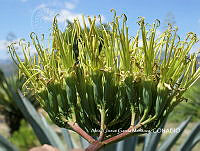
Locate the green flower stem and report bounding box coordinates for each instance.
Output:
[98,108,106,141]
[141,115,158,126]
[140,109,149,123]
[130,105,135,126]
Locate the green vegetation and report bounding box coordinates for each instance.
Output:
[0,70,24,133]
[9,120,39,151]
[169,79,200,122]
[0,69,38,134]
[8,11,200,150]
[0,92,199,151]
[0,74,67,151]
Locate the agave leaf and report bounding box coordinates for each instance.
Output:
[39,114,66,151]
[188,134,200,150]
[101,126,138,151]
[0,134,18,151]
[157,117,191,151]
[143,119,166,151]
[116,136,138,151]
[80,136,90,149]
[179,122,200,151]
[103,143,117,151]
[61,128,74,150]
[14,90,65,151]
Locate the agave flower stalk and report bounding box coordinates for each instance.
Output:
[9,10,200,151]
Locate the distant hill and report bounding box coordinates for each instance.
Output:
[0,59,17,77]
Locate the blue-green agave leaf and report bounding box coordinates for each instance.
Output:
[15,90,65,151]
[116,136,138,151]
[61,128,74,150]
[80,136,90,149]
[39,114,66,151]
[157,117,191,151]
[103,142,117,151]
[0,134,18,151]
[143,119,166,151]
[100,135,138,151]
[179,122,200,151]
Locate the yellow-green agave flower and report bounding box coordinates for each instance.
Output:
[8,10,200,150]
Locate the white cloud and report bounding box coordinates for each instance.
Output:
[33,0,106,27]
[0,39,15,60]
[138,39,143,47]
[0,39,37,60]
[65,2,76,10]
[36,1,81,23]
[36,4,47,9]
[57,9,82,23]
[190,41,200,53]
[156,29,162,37]
[43,9,106,28]
[0,40,8,51]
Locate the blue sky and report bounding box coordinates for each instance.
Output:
[1,0,200,60]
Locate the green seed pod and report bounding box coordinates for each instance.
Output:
[103,72,119,124]
[143,80,152,110]
[65,76,77,106]
[136,81,145,117]
[91,70,103,107]
[139,103,144,116]
[155,82,169,118]
[59,89,70,116]
[85,81,100,124]
[65,76,79,122]
[47,83,61,114]
[75,66,91,115]
[140,79,153,122]
[108,85,130,127]
[124,77,135,104]
[103,72,114,106]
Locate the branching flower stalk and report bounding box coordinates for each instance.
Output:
[9,10,200,151]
